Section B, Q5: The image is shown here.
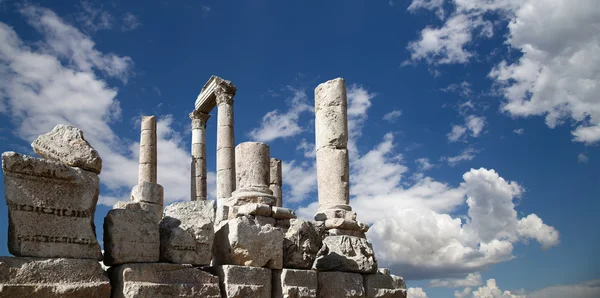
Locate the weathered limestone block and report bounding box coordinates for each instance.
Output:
[214,215,283,269]
[114,201,162,222]
[237,203,272,217]
[276,219,291,230]
[328,228,366,239]
[2,152,102,260]
[0,257,110,298]
[159,201,215,265]
[272,269,317,298]
[314,209,356,221]
[325,218,370,232]
[272,207,297,219]
[313,235,377,273]
[283,219,324,269]
[104,203,159,266]
[317,271,365,298]
[316,147,350,210]
[110,263,220,298]
[363,271,407,298]
[227,191,276,207]
[131,182,164,205]
[210,265,271,298]
[31,124,102,173]
[314,78,348,150]
[255,215,277,226]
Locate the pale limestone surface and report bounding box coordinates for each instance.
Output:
[131,182,164,205]
[230,143,276,208]
[114,201,162,223]
[313,235,377,273]
[315,147,350,211]
[0,257,110,298]
[314,78,348,150]
[270,158,283,207]
[328,228,366,238]
[324,218,370,232]
[2,152,102,260]
[103,203,159,266]
[190,110,210,201]
[31,124,102,174]
[159,201,215,265]
[216,91,236,201]
[138,116,157,184]
[363,272,407,298]
[317,271,365,298]
[272,269,317,298]
[110,263,220,298]
[213,215,283,269]
[283,219,324,269]
[236,203,272,217]
[210,265,271,298]
[272,207,297,220]
[314,209,356,221]
[270,184,283,207]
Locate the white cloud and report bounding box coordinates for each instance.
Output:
[578,153,589,164]
[407,287,429,298]
[76,2,113,33]
[430,273,483,288]
[249,87,311,142]
[448,125,468,142]
[443,81,473,98]
[443,147,478,166]
[517,214,560,250]
[455,287,473,298]
[281,160,317,204]
[415,157,435,171]
[121,13,141,31]
[472,279,525,298]
[527,279,600,298]
[448,115,486,142]
[383,109,402,123]
[513,128,524,135]
[408,0,445,19]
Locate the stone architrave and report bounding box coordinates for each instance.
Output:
[213,215,283,269]
[0,257,110,298]
[31,124,103,174]
[229,142,276,207]
[363,271,407,298]
[210,265,272,298]
[159,200,215,265]
[2,152,102,260]
[103,203,160,266]
[110,263,221,298]
[317,272,365,298]
[269,158,282,207]
[312,235,377,273]
[283,219,324,270]
[190,111,210,201]
[139,116,157,184]
[272,269,317,298]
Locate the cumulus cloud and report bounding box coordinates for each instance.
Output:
[407,287,429,298]
[0,5,195,206]
[455,278,600,298]
[448,115,486,142]
[472,279,525,298]
[383,109,402,123]
[430,273,483,288]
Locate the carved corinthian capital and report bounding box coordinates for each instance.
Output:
[189,110,210,129]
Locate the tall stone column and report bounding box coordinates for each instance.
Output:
[139,116,157,184]
[229,142,276,206]
[314,78,351,212]
[215,89,236,203]
[190,111,210,201]
[269,158,283,207]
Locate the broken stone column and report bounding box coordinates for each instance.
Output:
[272,269,318,298]
[0,257,110,298]
[2,152,102,260]
[216,88,236,203]
[270,158,283,207]
[110,263,221,298]
[229,142,276,207]
[210,265,272,298]
[139,116,157,184]
[318,271,366,298]
[190,110,210,201]
[159,200,215,265]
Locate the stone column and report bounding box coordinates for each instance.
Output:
[215,90,236,203]
[229,142,276,206]
[269,158,283,207]
[314,78,351,212]
[139,116,157,184]
[190,111,210,201]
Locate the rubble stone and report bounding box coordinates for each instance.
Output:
[313,235,377,273]
[31,124,102,173]
[272,207,297,219]
[283,219,324,269]
[324,218,369,232]
[2,152,102,260]
[328,228,366,239]
[364,272,407,298]
[210,265,272,298]
[317,271,365,298]
[214,215,283,269]
[272,269,317,298]
[104,203,160,266]
[314,209,356,221]
[159,200,215,265]
[0,257,110,298]
[237,203,272,217]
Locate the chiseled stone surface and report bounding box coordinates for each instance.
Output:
[214,215,283,269]
[283,219,324,270]
[235,142,271,192]
[324,218,369,232]
[236,203,272,217]
[2,152,102,260]
[314,78,348,150]
[317,271,365,298]
[31,124,102,174]
[103,203,159,266]
[313,235,377,273]
[363,272,407,298]
[314,209,356,221]
[272,207,297,220]
[114,201,162,223]
[272,269,317,298]
[131,182,164,205]
[159,201,215,265]
[0,257,110,298]
[110,263,220,298]
[210,265,271,298]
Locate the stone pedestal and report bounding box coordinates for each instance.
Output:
[2,152,102,260]
[312,235,377,274]
[110,263,221,298]
[270,158,283,207]
[159,201,215,265]
[210,265,272,298]
[317,272,365,298]
[190,111,210,201]
[229,142,276,207]
[272,269,317,298]
[0,257,110,298]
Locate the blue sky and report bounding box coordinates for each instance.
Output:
[0,1,599,297]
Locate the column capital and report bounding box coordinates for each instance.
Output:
[215,87,235,106]
[190,110,210,125]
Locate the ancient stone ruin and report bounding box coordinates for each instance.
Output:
[0,76,407,297]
